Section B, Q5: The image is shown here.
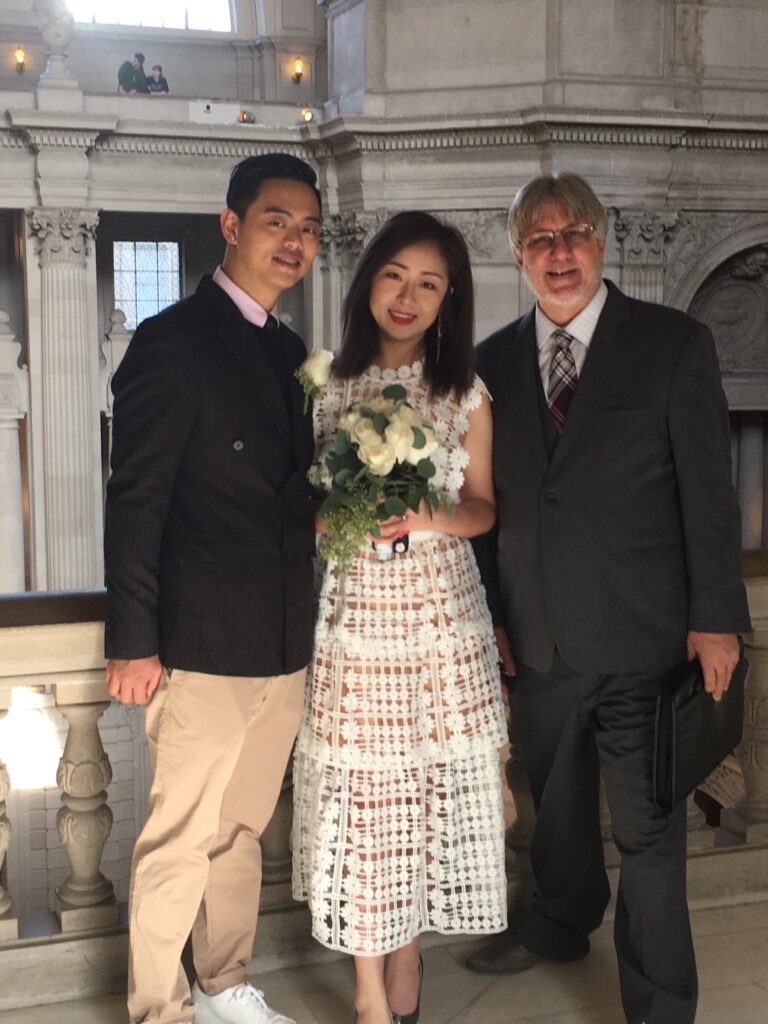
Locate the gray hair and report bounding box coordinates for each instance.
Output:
[507,173,608,251]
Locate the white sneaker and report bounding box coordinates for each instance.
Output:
[193,981,297,1024]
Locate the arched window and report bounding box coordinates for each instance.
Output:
[66,0,232,32]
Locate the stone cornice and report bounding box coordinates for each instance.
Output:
[94,133,311,160]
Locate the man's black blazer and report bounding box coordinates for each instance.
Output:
[475,281,751,675]
[104,274,316,677]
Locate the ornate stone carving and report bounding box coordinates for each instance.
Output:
[688,244,768,374]
[663,211,756,304]
[613,209,679,266]
[54,702,117,922]
[319,210,389,270]
[27,208,99,267]
[443,210,509,261]
[95,135,312,162]
[730,246,768,281]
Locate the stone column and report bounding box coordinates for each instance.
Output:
[54,700,118,931]
[613,209,677,304]
[318,211,387,351]
[0,701,19,941]
[27,208,102,590]
[0,312,28,593]
[722,630,768,843]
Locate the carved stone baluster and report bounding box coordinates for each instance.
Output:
[55,701,118,931]
[722,632,768,843]
[0,705,19,941]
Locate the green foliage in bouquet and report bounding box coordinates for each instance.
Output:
[317,384,452,572]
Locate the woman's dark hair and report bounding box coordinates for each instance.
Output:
[334,211,475,398]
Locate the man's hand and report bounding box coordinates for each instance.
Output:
[106,655,164,705]
[686,631,740,702]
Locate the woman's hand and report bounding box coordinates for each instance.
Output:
[374,501,436,543]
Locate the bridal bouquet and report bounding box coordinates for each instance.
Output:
[314,384,452,571]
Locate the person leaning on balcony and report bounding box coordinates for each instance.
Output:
[104,153,323,1024]
[467,172,751,1024]
[118,52,149,95]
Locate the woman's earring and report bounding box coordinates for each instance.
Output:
[436,315,443,363]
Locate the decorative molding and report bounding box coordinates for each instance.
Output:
[94,135,311,162]
[319,121,768,157]
[26,207,99,266]
[25,129,101,153]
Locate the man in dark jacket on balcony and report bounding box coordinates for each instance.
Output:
[104,153,322,1024]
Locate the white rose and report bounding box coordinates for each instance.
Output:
[406,425,440,465]
[301,348,333,387]
[339,407,362,433]
[350,417,382,449]
[384,418,414,463]
[364,395,397,416]
[358,440,397,476]
[392,404,423,427]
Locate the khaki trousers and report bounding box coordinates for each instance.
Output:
[127,667,306,1024]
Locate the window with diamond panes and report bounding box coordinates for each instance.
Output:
[114,241,181,330]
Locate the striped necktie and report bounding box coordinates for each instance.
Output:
[547,329,577,433]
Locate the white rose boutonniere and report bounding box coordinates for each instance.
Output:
[295,348,333,413]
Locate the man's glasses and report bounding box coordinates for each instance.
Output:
[519,223,596,254]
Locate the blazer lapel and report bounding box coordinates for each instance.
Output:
[548,282,634,474]
[510,310,550,476]
[197,276,292,446]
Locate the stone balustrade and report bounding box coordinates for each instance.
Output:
[0,590,296,955]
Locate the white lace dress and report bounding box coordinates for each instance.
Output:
[292,361,508,957]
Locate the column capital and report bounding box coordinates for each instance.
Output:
[611,208,679,267]
[319,209,389,270]
[26,207,99,267]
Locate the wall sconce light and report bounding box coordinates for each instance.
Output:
[301,108,315,124]
[291,58,304,85]
[14,48,25,74]
[239,109,256,124]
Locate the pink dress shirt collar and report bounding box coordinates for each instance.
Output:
[212,266,278,328]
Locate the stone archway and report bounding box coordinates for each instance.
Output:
[687,243,768,548]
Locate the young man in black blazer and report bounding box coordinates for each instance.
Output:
[467,173,750,1024]
[105,153,322,1024]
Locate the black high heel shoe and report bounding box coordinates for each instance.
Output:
[391,955,423,1024]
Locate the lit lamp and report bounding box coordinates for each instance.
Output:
[14,48,25,74]
[301,108,315,124]
[291,58,304,85]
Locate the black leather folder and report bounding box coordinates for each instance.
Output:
[653,646,748,809]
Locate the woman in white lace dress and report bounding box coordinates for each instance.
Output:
[292,212,507,1024]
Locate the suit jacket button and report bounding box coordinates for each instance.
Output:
[544,491,559,506]
[233,439,244,451]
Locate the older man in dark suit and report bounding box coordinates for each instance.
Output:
[105,154,322,1024]
[467,173,750,1024]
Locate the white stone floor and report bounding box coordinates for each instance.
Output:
[1,899,767,1024]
